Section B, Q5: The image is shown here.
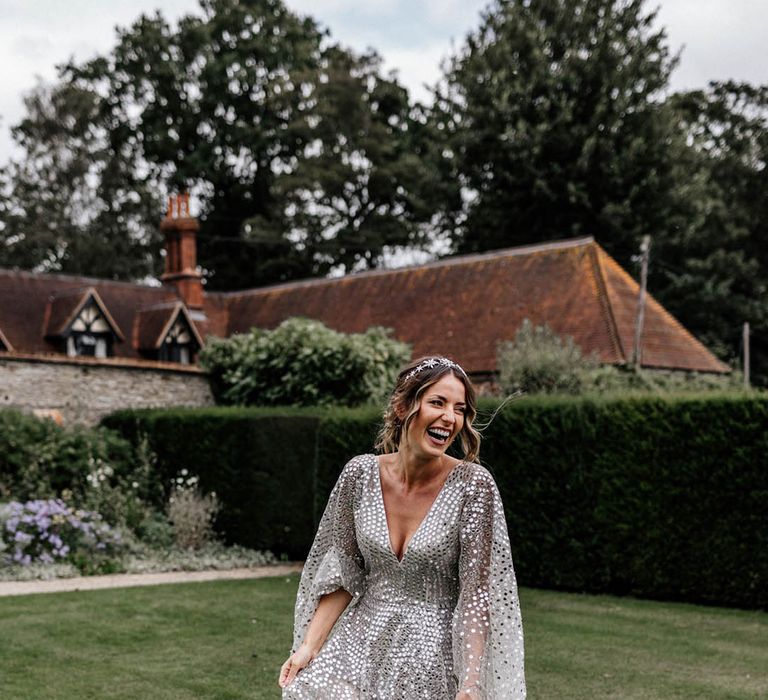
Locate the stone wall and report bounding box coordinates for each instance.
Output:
[0,354,214,426]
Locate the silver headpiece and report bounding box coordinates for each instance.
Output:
[405,357,466,381]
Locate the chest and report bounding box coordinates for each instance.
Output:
[379,480,444,560]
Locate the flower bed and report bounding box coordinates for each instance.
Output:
[1,499,121,569]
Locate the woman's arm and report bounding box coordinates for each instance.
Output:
[299,587,353,654]
[452,467,526,698]
[279,588,353,688]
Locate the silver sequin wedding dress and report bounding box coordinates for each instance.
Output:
[283,454,526,699]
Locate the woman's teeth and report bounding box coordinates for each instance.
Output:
[427,428,450,443]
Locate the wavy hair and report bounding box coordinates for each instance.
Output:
[374,356,481,463]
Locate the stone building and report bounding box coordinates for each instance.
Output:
[0,195,729,424]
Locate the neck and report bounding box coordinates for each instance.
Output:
[392,446,446,489]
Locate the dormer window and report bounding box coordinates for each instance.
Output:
[159,317,194,364]
[135,301,203,365]
[45,287,124,359]
[66,300,113,358]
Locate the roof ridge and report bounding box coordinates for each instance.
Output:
[588,243,626,363]
[0,267,164,291]
[220,236,597,298]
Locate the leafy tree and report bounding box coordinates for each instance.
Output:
[658,82,768,384]
[432,0,683,265]
[271,46,444,276]
[0,81,162,278]
[199,317,411,406]
[52,0,433,288]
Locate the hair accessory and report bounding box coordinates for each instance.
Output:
[406,356,466,381]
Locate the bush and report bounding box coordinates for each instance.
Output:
[0,410,169,561]
[497,319,597,394]
[103,407,324,557]
[0,410,136,505]
[497,318,741,395]
[199,317,411,407]
[166,472,220,549]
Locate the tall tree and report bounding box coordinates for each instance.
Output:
[54,0,433,289]
[271,46,443,276]
[660,82,768,383]
[432,0,683,265]
[0,81,161,278]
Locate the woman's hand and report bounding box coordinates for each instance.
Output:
[278,642,317,689]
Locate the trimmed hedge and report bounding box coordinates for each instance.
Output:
[103,394,768,609]
[102,407,322,557]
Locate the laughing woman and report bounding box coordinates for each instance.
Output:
[279,356,526,699]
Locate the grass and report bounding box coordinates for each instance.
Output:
[1,575,766,699]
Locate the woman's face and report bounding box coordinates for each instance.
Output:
[401,372,467,459]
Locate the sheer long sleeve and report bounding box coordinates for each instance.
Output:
[291,456,367,654]
[452,466,526,698]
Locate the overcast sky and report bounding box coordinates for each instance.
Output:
[1,0,767,165]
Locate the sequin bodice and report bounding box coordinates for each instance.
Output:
[356,456,463,610]
[285,454,526,699]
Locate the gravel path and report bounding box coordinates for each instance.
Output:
[0,562,304,597]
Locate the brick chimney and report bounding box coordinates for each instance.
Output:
[160,193,204,310]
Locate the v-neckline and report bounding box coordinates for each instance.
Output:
[373,453,463,564]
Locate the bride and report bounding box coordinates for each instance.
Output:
[279,356,526,699]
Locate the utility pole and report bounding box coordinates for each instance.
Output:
[743,322,751,390]
[632,235,652,371]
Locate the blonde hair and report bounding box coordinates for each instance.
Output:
[374,356,481,463]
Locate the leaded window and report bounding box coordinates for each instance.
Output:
[66,300,113,359]
[158,316,197,364]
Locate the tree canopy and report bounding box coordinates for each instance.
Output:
[431,0,683,265]
[1,0,435,289]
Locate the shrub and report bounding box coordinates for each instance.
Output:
[103,406,360,556]
[497,319,597,394]
[0,410,136,504]
[199,317,411,407]
[0,410,169,558]
[497,318,740,395]
[166,472,220,550]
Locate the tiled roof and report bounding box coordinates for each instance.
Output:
[0,269,225,360]
[223,238,729,374]
[0,238,730,374]
[0,325,12,351]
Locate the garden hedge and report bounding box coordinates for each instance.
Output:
[103,394,768,609]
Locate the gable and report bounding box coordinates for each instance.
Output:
[134,302,203,351]
[44,287,125,341]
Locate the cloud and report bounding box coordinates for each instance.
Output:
[11,35,54,61]
[655,0,768,91]
[382,43,450,103]
[289,0,399,18]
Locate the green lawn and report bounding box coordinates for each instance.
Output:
[1,575,766,699]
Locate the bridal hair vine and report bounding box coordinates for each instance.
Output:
[405,357,467,381]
